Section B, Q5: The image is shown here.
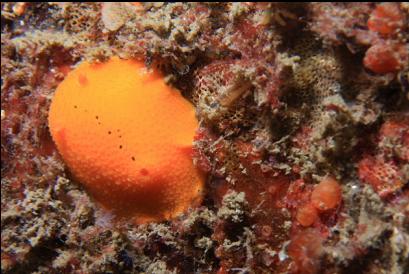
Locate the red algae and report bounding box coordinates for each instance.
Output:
[358,117,408,198]
[284,179,314,211]
[287,229,324,274]
[367,3,404,36]
[363,42,408,74]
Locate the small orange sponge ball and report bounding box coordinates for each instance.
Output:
[48,57,204,223]
[310,177,342,211]
[296,203,318,227]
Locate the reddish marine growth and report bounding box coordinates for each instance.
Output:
[287,229,324,274]
[296,203,318,227]
[291,177,342,228]
[358,156,403,198]
[379,118,409,161]
[367,3,404,35]
[363,42,408,74]
[358,117,408,198]
[311,177,342,211]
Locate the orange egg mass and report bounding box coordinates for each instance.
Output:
[310,177,342,211]
[48,57,204,224]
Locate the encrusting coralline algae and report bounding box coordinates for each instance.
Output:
[1,2,408,273]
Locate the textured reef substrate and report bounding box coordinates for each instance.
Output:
[1,3,408,274]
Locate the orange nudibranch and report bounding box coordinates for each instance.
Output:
[48,57,204,224]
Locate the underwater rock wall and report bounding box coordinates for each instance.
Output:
[1,3,408,273]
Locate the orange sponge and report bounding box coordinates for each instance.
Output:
[48,57,203,223]
[310,177,342,211]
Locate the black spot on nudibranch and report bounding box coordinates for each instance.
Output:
[119,145,123,149]
[108,131,112,135]
[74,105,78,109]
[95,116,99,120]
[131,156,135,161]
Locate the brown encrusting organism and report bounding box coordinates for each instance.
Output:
[1,2,408,274]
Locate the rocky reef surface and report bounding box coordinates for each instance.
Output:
[1,3,408,274]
